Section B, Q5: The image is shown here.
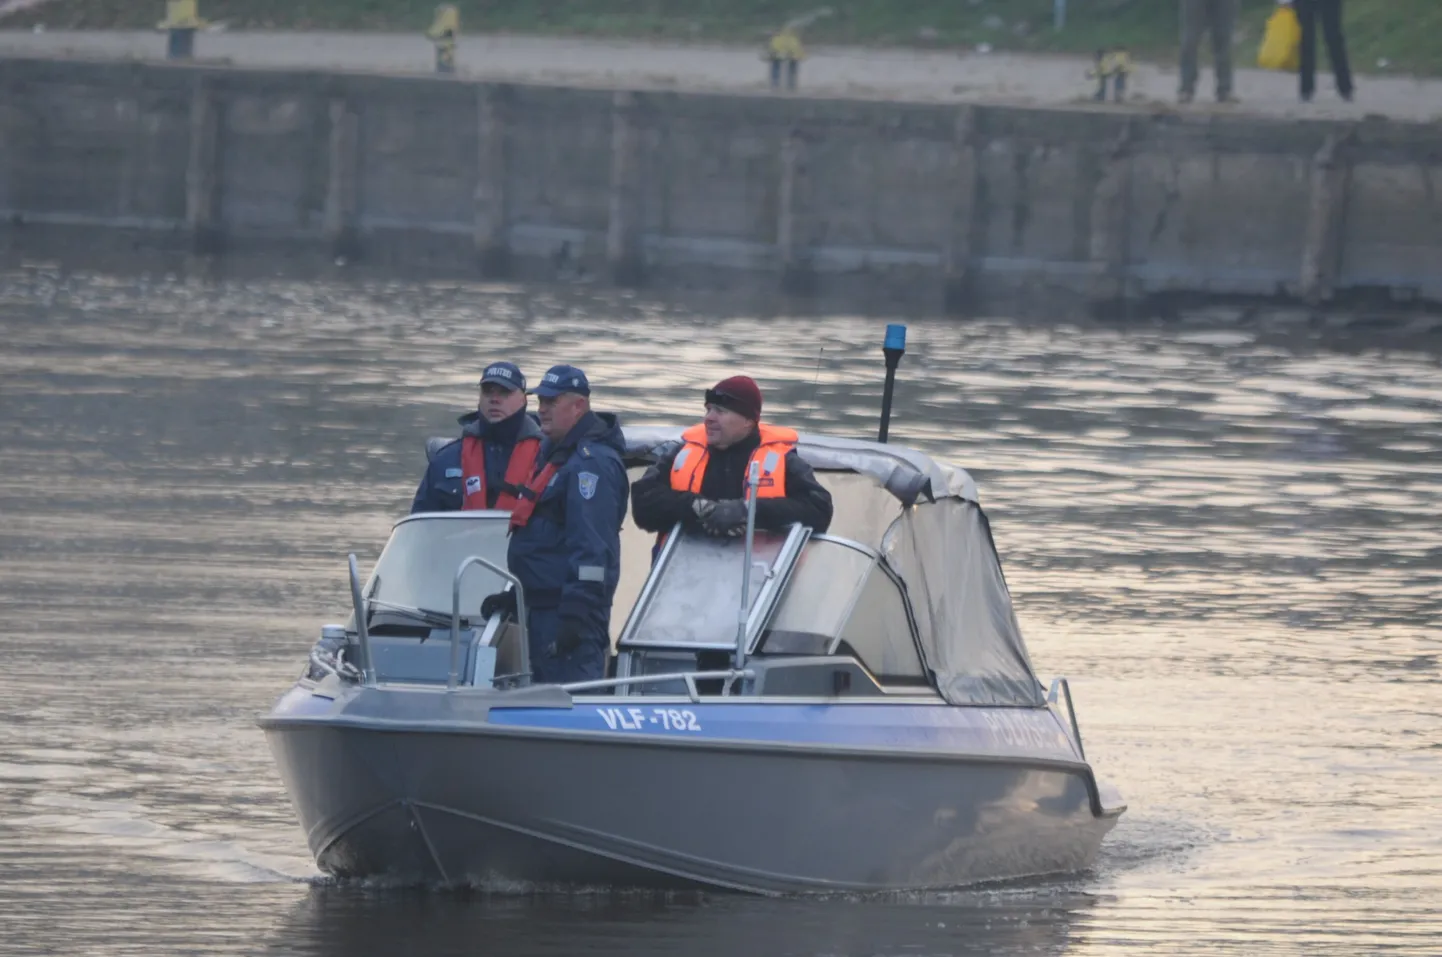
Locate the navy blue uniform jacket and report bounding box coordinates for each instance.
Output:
[507,411,629,638]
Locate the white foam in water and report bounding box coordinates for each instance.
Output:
[0,762,92,782]
[13,793,315,884]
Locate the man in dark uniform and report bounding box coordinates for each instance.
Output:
[410,361,544,513]
[630,375,832,540]
[483,364,628,684]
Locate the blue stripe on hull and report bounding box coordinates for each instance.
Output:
[488,701,1081,763]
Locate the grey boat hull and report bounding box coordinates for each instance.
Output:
[261,685,1122,894]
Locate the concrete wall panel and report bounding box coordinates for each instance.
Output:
[0,57,1438,311]
[505,88,612,233]
[124,94,190,221]
[642,113,777,243]
[358,96,476,229]
[220,94,320,230]
[1129,151,1310,291]
[807,132,953,252]
[1340,163,1442,293]
[979,141,1086,265]
[7,86,136,218]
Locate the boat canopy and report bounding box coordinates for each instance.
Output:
[621,428,1044,708]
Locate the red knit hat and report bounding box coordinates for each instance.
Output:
[705,375,763,422]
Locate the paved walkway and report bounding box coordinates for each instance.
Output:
[3,29,1440,123]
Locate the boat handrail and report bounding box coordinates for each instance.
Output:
[347,553,377,686]
[451,555,530,691]
[1047,676,1085,761]
[563,669,756,704]
[733,461,762,671]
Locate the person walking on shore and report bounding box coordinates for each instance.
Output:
[1178,0,1238,104]
[1296,0,1354,102]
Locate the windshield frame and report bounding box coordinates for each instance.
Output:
[358,510,514,625]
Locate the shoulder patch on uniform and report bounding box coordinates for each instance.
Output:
[578,471,598,500]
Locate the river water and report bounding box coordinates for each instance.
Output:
[0,266,1438,956]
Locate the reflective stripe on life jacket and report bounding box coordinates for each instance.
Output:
[669,422,796,500]
[461,435,542,512]
[508,460,560,530]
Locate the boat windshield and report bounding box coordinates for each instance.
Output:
[617,524,925,683]
[620,526,807,649]
[759,536,925,681]
[361,513,512,618]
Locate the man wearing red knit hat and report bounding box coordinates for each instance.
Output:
[631,375,833,541]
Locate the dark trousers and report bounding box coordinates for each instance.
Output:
[1179,0,1235,98]
[527,606,606,685]
[1297,0,1353,99]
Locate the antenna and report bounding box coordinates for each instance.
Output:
[878,324,906,443]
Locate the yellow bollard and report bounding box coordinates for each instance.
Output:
[157,0,206,59]
[1087,47,1132,103]
[765,28,805,90]
[426,4,460,75]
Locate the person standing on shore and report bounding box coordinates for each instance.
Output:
[1296,0,1354,102]
[1178,0,1238,104]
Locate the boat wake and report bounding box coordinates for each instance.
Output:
[10,792,315,884]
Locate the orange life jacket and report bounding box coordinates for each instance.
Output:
[669,422,795,499]
[461,435,542,512]
[508,460,560,530]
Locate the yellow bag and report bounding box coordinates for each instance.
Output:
[1258,6,1301,72]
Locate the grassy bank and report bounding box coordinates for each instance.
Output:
[4,1,1440,76]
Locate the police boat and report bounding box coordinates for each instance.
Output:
[259,330,1126,894]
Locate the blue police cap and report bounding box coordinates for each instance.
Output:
[479,361,526,392]
[533,364,591,397]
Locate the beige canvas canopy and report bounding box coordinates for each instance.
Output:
[619,428,1044,707]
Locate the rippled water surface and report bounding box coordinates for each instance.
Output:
[0,267,1439,955]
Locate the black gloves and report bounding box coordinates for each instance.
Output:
[480,589,517,620]
[690,497,716,524]
[555,616,586,656]
[701,498,749,537]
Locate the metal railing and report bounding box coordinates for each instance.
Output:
[347,553,377,687]
[563,669,755,704]
[451,555,529,691]
[734,460,762,670]
[1047,676,1085,761]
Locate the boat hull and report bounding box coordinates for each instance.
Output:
[261,684,1122,894]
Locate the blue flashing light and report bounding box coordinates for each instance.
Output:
[883,323,907,352]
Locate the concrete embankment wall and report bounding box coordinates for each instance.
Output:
[2,56,1440,314]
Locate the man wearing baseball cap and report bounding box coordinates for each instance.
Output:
[411,361,545,514]
[482,363,628,684]
[631,374,832,542]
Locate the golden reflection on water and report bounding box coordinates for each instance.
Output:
[0,269,1439,955]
